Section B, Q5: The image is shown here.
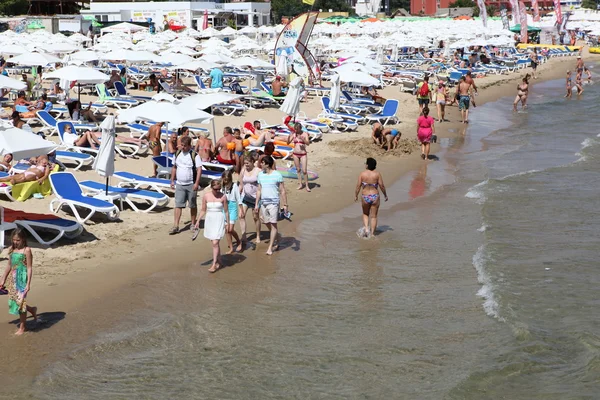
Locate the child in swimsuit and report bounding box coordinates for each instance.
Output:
[565,70,573,99]
[233,128,245,174]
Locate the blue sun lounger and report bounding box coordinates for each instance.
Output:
[113,171,173,194]
[320,97,365,124]
[49,172,120,224]
[13,216,83,246]
[365,99,399,125]
[79,180,170,213]
[36,110,98,137]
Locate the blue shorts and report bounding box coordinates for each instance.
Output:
[390,129,399,137]
[459,95,470,111]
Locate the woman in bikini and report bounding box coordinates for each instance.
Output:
[287,124,311,192]
[195,131,214,162]
[513,75,530,112]
[0,155,50,185]
[354,157,388,238]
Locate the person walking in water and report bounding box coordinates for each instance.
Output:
[575,70,584,96]
[195,179,229,273]
[457,76,473,124]
[354,158,388,238]
[565,70,573,99]
[255,155,288,255]
[513,74,530,112]
[417,107,435,160]
[0,229,37,335]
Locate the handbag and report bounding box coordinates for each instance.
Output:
[242,194,256,208]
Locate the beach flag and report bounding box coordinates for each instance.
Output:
[532,0,540,22]
[519,1,528,44]
[554,0,563,26]
[302,0,315,4]
[510,0,520,23]
[477,0,488,27]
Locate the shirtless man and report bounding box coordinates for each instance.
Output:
[0,153,13,172]
[148,121,164,177]
[271,76,287,97]
[457,76,473,124]
[576,56,585,77]
[244,120,279,147]
[464,71,478,108]
[215,126,235,166]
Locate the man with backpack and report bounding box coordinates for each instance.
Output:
[169,136,203,237]
[416,75,432,113]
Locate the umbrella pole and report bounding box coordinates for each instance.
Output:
[211,118,217,145]
[78,83,81,102]
[105,177,109,195]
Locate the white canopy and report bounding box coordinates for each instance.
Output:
[101,22,147,34]
[229,56,273,69]
[44,66,110,84]
[8,52,61,66]
[117,101,213,128]
[0,124,57,160]
[0,75,27,91]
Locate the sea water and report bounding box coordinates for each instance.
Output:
[29,77,599,398]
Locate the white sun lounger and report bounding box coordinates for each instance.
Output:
[49,172,120,224]
[0,172,14,201]
[58,121,144,157]
[95,84,139,109]
[113,171,173,194]
[79,180,170,213]
[55,150,94,171]
[36,110,97,137]
[13,216,83,246]
[0,207,17,250]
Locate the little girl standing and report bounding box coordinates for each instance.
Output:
[221,169,243,253]
[0,229,37,335]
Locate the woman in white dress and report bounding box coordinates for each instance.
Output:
[196,179,229,273]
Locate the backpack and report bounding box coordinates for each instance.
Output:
[175,149,198,181]
[230,82,244,95]
[419,81,430,97]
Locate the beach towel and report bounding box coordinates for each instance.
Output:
[5,165,59,202]
[3,208,58,222]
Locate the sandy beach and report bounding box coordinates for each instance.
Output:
[0,50,589,392]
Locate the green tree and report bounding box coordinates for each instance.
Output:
[449,0,476,7]
[271,0,353,24]
[388,0,411,14]
[0,0,28,16]
[580,0,597,9]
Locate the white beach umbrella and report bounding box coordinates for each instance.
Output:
[45,42,79,54]
[218,26,238,36]
[230,56,273,69]
[8,52,61,66]
[0,124,57,160]
[172,59,219,72]
[101,50,156,63]
[117,101,213,128]
[329,74,341,111]
[157,53,193,66]
[200,53,234,64]
[69,50,100,63]
[93,115,116,194]
[279,77,303,117]
[181,92,242,110]
[0,44,28,56]
[200,27,220,38]
[337,69,379,86]
[0,75,27,91]
[152,93,178,103]
[44,66,110,84]
[238,26,257,35]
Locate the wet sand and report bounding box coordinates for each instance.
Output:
[0,54,581,394]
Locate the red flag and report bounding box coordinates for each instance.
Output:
[554,0,562,26]
[532,0,540,22]
[202,9,208,30]
[519,1,528,44]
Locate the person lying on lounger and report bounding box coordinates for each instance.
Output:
[0,153,13,171]
[0,155,50,185]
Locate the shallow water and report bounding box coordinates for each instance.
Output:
[29,76,600,399]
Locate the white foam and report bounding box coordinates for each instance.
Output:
[497,169,541,181]
[581,138,594,150]
[465,180,488,203]
[477,225,488,232]
[472,245,504,321]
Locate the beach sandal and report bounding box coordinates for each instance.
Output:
[168,226,179,235]
[191,227,200,241]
